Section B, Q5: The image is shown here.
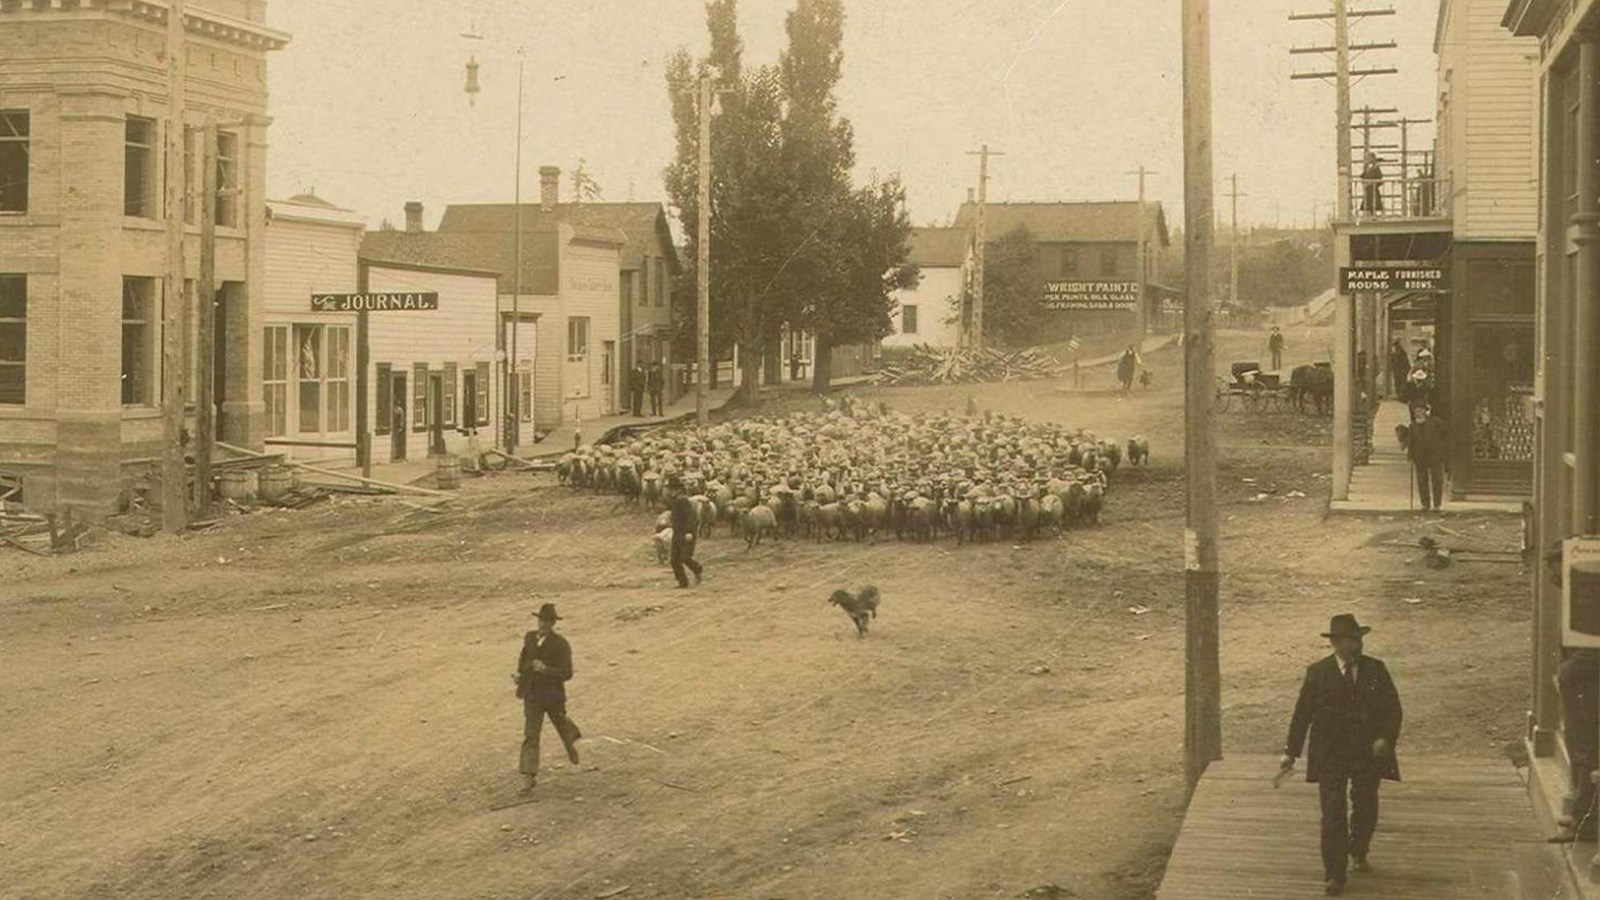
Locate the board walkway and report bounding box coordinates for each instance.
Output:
[1156,754,1569,900]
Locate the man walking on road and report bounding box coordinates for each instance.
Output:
[1116,345,1140,396]
[514,602,581,793]
[647,362,665,417]
[1280,614,1404,896]
[1403,404,1449,512]
[1268,326,1285,371]
[666,476,703,589]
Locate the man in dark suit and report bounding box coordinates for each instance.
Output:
[1280,614,1403,896]
[514,602,581,793]
[665,476,703,589]
[647,363,665,417]
[1404,403,1449,512]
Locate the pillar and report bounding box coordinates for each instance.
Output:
[1333,230,1354,500]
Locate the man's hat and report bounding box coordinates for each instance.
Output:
[1321,613,1370,639]
[536,603,562,622]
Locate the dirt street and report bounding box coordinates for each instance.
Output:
[0,326,1531,900]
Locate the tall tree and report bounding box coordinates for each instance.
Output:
[663,1,791,402]
[970,224,1047,348]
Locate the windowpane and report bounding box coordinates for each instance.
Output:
[902,304,918,335]
[568,316,589,356]
[413,364,428,430]
[0,273,22,405]
[121,278,153,405]
[0,111,28,214]
[125,117,156,218]
[215,132,239,228]
[0,274,23,320]
[262,326,288,437]
[475,362,490,426]
[294,325,323,433]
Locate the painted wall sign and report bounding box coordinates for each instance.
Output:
[1042,281,1140,311]
[310,292,440,312]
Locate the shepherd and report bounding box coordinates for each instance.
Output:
[513,602,582,793]
[1116,345,1140,396]
[1279,614,1404,896]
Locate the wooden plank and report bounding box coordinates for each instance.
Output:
[1156,754,1543,899]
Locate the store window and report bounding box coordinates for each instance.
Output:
[327,325,350,432]
[0,275,23,404]
[0,111,28,214]
[263,326,288,437]
[122,277,156,405]
[125,117,157,218]
[1469,324,1536,462]
[294,325,323,433]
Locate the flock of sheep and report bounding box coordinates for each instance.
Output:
[552,404,1150,554]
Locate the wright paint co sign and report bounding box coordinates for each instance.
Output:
[310,292,440,312]
[1338,266,1447,293]
[1042,281,1140,311]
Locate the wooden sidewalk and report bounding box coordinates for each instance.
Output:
[1156,754,1567,900]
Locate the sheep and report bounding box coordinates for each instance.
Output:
[828,585,881,638]
[1083,482,1105,526]
[1038,493,1065,536]
[1127,436,1151,467]
[742,504,779,549]
[691,495,717,539]
[652,528,673,564]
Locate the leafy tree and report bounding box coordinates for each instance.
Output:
[965,224,1048,348]
[570,157,603,204]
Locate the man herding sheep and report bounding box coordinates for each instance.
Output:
[665,475,704,589]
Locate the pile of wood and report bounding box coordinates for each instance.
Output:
[1,508,91,556]
[874,346,1064,386]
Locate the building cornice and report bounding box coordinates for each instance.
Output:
[0,0,291,52]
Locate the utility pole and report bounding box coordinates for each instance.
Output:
[1182,0,1221,795]
[160,0,188,533]
[696,72,712,426]
[966,144,1003,350]
[509,49,525,452]
[1128,166,1158,338]
[1226,174,1246,308]
[193,121,217,515]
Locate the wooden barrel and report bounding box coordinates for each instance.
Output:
[218,470,256,501]
[436,456,461,490]
[258,465,292,501]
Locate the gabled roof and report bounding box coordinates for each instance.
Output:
[438,202,678,273]
[907,227,970,268]
[951,201,1170,247]
[359,229,547,294]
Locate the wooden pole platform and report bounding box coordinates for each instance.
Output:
[1156,754,1563,899]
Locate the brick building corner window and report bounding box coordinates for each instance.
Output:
[474,361,491,426]
[124,117,157,218]
[0,275,24,404]
[262,325,288,437]
[121,277,156,405]
[567,316,590,358]
[902,304,919,335]
[0,111,28,214]
[215,131,239,228]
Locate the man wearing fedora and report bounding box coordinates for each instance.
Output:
[665,475,703,589]
[1280,614,1404,896]
[514,602,582,793]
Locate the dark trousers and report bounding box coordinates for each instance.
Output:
[1319,772,1381,882]
[649,388,662,416]
[1559,655,1600,837]
[1271,348,1283,370]
[1414,462,1445,510]
[630,388,643,416]
[520,697,581,777]
[670,532,702,587]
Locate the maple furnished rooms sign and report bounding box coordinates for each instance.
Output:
[1042,281,1140,311]
[310,292,439,312]
[1338,266,1447,293]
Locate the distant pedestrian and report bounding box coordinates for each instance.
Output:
[1361,152,1385,214]
[647,363,664,417]
[1268,326,1285,371]
[1116,345,1139,395]
[514,602,582,793]
[666,476,703,589]
[628,365,645,416]
[1387,339,1410,400]
[1404,404,1448,512]
[1280,614,1403,897]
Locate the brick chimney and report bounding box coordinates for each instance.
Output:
[404,201,424,233]
[540,166,561,212]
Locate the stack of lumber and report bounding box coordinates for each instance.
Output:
[874,346,1064,386]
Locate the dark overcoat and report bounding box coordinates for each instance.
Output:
[517,630,574,706]
[1285,653,1403,783]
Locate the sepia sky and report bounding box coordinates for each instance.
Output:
[263,0,1441,234]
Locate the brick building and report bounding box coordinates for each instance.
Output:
[0,0,288,514]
